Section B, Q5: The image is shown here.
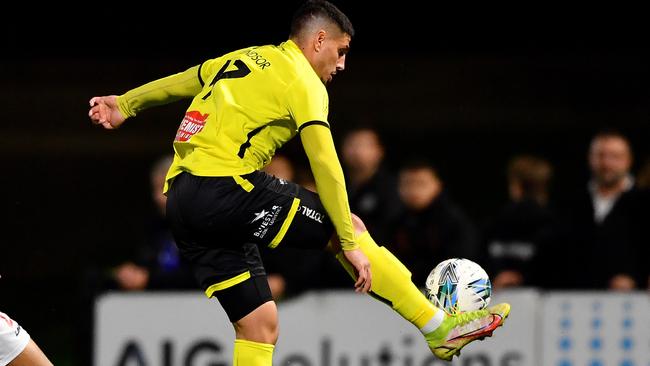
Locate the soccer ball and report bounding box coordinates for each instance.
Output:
[425,258,492,315]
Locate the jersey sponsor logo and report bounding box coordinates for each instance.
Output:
[298,205,324,224]
[175,111,208,142]
[253,205,282,239]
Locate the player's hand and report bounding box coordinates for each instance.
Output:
[88,95,126,130]
[343,248,371,293]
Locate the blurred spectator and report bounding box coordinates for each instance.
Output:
[79,154,194,364]
[263,154,295,183]
[481,154,556,289]
[341,127,402,243]
[558,130,646,290]
[110,154,194,291]
[389,160,479,287]
[295,166,317,192]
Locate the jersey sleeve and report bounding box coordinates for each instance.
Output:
[300,123,357,250]
[286,77,329,130]
[196,55,227,87]
[117,65,203,118]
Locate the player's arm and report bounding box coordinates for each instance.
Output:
[300,124,371,293]
[299,123,356,249]
[88,65,203,129]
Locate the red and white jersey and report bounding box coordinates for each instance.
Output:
[0,311,30,366]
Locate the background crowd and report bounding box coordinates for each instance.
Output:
[2,2,649,365]
[90,126,649,301]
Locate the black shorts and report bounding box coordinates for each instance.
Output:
[166,170,334,320]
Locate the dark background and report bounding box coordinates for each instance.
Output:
[1,2,649,364]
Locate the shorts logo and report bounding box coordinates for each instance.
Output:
[253,205,282,239]
[15,325,21,337]
[174,111,209,142]
[252,210,268,223]
[298,205,324,224]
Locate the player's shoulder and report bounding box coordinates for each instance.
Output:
[288,68,327,98]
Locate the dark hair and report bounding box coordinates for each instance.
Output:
[507,155,553,204]
[343,125,384,146]
[400,158,439,177]
[591,127,630,144]
[290,0,355,38]
[589,127,633,157]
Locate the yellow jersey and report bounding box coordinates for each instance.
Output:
[117,39,357,249]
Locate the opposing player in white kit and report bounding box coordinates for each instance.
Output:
[0,311,52,366]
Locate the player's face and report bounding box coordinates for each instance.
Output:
[589,136,632,187]
[315,32,351,84]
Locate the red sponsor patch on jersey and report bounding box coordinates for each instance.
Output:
[175,111,209,142]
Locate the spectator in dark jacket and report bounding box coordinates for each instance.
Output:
[557,130,646,290]
[390,160,479,287]
[482,154,556,289]
[341,127,402,243]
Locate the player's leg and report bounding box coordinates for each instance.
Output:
[276,185,509,359]
[329,215,443,334]
[166,172,287,366]
[232,301,277,365]
[207,273,277,366]
[333,215,510,360]
[1,311,53,366]
[8,339,54,366]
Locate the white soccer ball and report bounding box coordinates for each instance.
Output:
[425,258,492,315]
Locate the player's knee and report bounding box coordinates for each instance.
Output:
[351,213,367,236]
[234,301,279,344]
[250,316,279,344]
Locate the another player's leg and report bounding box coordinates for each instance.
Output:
[8,339,54,366]
[333,215,510,360]
[1,310,53,366]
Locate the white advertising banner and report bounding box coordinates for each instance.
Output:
[95,289,538,366]
[541,292,650,366]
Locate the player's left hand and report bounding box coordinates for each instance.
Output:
[343,248,371,293]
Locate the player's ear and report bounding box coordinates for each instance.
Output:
[314,29,327,52]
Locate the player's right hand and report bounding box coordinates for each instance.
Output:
[88,95,126,130]
[343,248,371,293]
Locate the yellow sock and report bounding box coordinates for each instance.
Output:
[233,339,274,366]
[336,231,444,333]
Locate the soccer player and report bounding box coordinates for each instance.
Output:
[0,311,53,366]
[88,1,510,363]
